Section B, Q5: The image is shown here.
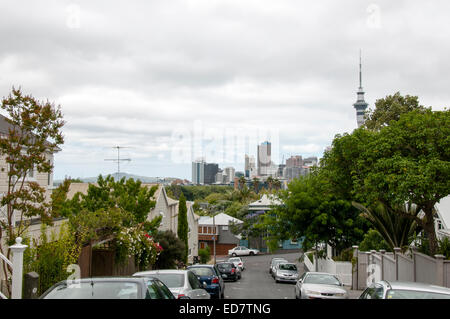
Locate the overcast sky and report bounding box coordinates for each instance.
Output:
[1,0,449,180]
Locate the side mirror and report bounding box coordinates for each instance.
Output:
[297,279,302,283]
[203,282,208,289]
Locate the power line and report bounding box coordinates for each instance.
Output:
[104,146,131,179]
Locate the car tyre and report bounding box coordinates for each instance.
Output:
[232,253,237,257]
[249,251,254,256]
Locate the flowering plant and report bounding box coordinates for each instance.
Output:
[115,224,163,269]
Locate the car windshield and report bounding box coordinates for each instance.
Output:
[303,274,341,286]
[279,264,297,271]
[273,260,287,266]
[387,289,450,299]
[228,258,241,263]
[43,281,140,299]
[218,263,233,271]
[146,274,185,288]
[189,267,215,277]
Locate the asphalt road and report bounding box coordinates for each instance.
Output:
[218,252,304,299]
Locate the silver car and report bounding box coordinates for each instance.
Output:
[269,257,288,274]
[271,259,288,278]
[274,263,299,283]
[359,281,450,299]
[133,269,210,299]
[295,272,348,299]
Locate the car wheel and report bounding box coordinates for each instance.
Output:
[249,251,254,256]
[232,253,237,257]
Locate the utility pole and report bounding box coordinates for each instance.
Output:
[104,146,131,179]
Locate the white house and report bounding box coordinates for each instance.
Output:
[435,195,450,240]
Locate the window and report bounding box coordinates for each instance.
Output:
[198,226,202,233]
[188,271,202,290]
[146,281,163,299]
[203,226,207,234]
[153,280,174,299]
[222,226,228,231]
[208,227,212,234]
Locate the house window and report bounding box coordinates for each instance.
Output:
[198,226,202,233]
[203,226,207,234]
[208,227,212,234]
[222,226,228,231]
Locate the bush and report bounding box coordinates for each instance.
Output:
[438,237,450,260]
[359,229,391,252]
[23,223,83,296]
[198,246,211,264]
[152,230,186,269]
[333,247,354,262]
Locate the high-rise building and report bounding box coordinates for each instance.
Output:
[192,160,205,185]
[257,141,271,176]
[286,155,303,168]
[204,163,219,185]
[224,167,235,183]
[245,155,256,178]
[303,157,318,167]
[353,51,369,128]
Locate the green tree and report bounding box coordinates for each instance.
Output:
[0,87,64,295]
[364,92,429,130]
[252,177,260,193]
[153,230,186,269]
[358,229,391,252]
[177,192,189,264]
[238,176,246,190]
[264,174,368,254]
[266,176,274,192]
[355,110,449,254]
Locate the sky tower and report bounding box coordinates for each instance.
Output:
[353,50,369,127]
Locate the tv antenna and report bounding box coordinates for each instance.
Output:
[104,146,132,179]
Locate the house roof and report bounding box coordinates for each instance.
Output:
[198,213,243,226]
[248,194,282,211]
[66,182,92,199]
[435,196,450,229]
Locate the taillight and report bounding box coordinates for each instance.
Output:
[212,277,219,284]
[239,263,242,266]
[177,294,185,299]
[231,268,235,273]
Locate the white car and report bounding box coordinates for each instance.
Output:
[133,270,210,299]
[228,246,259,257]
[294,272,348,299]
[228,257,245,271]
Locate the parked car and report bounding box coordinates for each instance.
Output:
[273,262,299,283]
[359,281,450,299]
[133,269,210,299]
[40,277,175,299]
[216,262,240,281]
[294,272,348,299]
[228,256,245,271]
[270,259,288,278]
[269,257,288,274]
[228,246,259,257]
[187,264,225,299]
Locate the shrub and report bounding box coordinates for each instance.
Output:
[23,223,83,296]
[359,229,391,252]
[333,247,354,262]
[198,246,211,264]
[152,230,186,269]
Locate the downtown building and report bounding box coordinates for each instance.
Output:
[192,159,219,185]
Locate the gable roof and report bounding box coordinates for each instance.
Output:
[435,196,450,229]
[248,194,282,210]
[198,213,243,226]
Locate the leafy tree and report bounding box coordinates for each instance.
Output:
[263,174,368,254]
[177,192,189,264]
[198,246,211,264]
[238,176,246,189]
[356,110,449,254]
[358,229,391,252]
[0,87,64,295]
[152,230,185,269]
[266,176,274,192]
[364,92,429,130]
[273,178,282,191]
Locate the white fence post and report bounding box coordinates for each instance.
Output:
[379,250,386,280]
[10,237,27,299]
[393,247,401,281]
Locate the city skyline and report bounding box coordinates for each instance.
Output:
[1,1,449,181]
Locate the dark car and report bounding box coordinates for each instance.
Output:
[40,277,175,299]
[187,264,225,299]
[216,262,239,282]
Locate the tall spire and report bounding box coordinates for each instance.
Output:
[359,49,362,89]
[353,49,368,127]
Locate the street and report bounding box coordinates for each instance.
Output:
[217,252,362,299]
[218,252,303,299]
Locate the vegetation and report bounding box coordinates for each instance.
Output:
[0,87,65,295]
[198,246,211,264]
[177,193,189,264]
[152,231,186,269]
[358,229,391,252]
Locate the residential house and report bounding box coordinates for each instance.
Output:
[197,213,243,255]
[435,195,450,240]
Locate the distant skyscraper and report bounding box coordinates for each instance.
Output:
[224,167,235,183]
[245,154,256,178]
[204,163,219,185]
[286,155,303,168]
[353,51,369,128]
[192,159,205,185]
[257,141,271,176]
